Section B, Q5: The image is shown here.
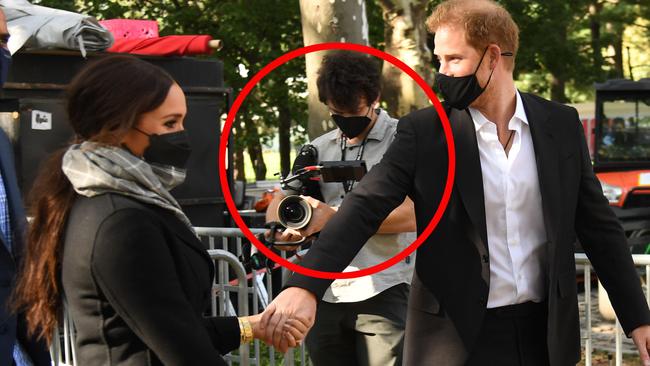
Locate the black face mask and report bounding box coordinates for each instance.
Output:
[331,106,373,139]
[134,128,192,169]
[435,48,513,110]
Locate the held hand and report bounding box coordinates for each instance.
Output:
[259,287,317,353]
[631,325,650,366]
[247,313,308,348]
[244,313,306,347]
[297,195,337,238]
[247,313,266,340]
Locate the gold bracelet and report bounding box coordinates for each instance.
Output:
[238,317,254,344]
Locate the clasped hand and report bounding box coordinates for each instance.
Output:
[257,287,318,353]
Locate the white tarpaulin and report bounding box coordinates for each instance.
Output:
[0,0,113,56]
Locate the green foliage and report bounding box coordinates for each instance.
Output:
[30,0,650,165]
[35,0,308,179]
[366,0,385,49]
[32,0,76,11]
[427,0,650,102]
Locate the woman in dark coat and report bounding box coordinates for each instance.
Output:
[11,55,307,365]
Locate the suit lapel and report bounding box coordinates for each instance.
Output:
[450,108,489,252]
[521,93,560,263]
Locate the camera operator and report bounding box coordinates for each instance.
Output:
[265,51,416,366]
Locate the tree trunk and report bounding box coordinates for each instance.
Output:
[589,1,603,78]
[612,30,624,79]
[378,0,434,117]
[550,74,568,103]
[546,13,569,103]
[277,102,292,178]
[240,106,267,181]
[299,0,369,140]
[233,134,246,181]
[247,139,267,181]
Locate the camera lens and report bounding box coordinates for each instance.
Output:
[282,202,306,222]
[277,196,312,229]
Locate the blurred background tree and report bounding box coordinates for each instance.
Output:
[35,0,307,182]
[299,0,370,140]
[33,0,650,181]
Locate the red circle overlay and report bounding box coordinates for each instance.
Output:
[219,42,455,279]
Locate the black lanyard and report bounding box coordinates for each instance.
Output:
[340,137,367,193]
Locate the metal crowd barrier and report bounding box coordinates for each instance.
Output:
[49,298,77,366]
[577,253,650,366]
[196,227,310,366]
[50,226,309,366]
[53,228,650,366]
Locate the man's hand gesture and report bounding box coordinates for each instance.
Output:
[259,287,317,353]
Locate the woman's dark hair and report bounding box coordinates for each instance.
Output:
[316,50,381,112]
[11,55,175,344]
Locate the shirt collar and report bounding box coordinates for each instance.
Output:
[468,89,528,132]
[329,108,391,142]
[513,90,528,125]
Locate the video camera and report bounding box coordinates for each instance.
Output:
[276,144,367,231]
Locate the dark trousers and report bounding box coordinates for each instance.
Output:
[305,283,409,366]
[466,301,550,366]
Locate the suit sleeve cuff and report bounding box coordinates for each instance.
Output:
[282,272,333,301]
[204,316,241,355]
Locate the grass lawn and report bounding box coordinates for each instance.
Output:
[243,150,296,183]
[230,343,310,366]
[578,351,641,365]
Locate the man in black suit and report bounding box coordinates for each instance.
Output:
[260,0,650,365]
[0,9,51,366]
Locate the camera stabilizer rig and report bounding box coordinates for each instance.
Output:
[261,144,368,255]
[237,230,304,273]
[277,160,367,231]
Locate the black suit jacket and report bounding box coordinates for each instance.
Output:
[0,129,50,365]
[286,93,650,365]
[62,193,240,365]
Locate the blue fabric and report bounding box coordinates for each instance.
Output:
[0,171,11,252]
[0,173,30,366]
[13,342,33,366]
[0,131,48,366]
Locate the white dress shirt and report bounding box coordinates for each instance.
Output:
[468,90,548,308]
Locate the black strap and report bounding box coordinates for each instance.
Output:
[504,129,515,151]
[340,137,368,193]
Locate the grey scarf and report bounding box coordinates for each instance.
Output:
[62,141,195,234]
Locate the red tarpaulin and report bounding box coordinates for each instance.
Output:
[107,35,214,56]
[99,19,159,40]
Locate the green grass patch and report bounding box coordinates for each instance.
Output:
[243,150,296,182]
